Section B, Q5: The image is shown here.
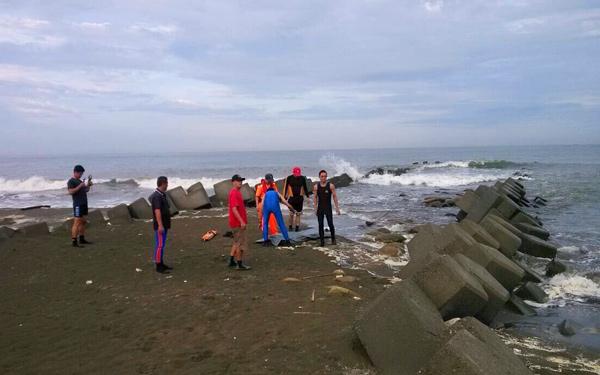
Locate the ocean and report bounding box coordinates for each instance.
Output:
[1,144,599,363]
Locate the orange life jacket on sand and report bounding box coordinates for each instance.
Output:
[202,229,218,241]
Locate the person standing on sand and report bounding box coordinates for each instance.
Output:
[284,167,312,232]
[313,170,341,247]
[149,176,172,273]
[229,175,251,270]
[255,178,279,237]
[262,173,296,246]
[67,164,93,248]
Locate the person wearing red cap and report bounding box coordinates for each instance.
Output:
[283,167,312,232]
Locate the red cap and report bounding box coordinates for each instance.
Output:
[293,167,301,177]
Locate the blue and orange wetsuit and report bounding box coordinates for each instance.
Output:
[262,188,290,242]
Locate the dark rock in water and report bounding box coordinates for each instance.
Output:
[365,167,411,177]
[445,213,458,218]
[329,173,353,188]
[374,232,406,243]
[558,319,577,337]
[423,161,428,164]
[515,282,548,303]
[367,227,391,236]
[545,260,567,277]
[365,221,375,227]
[398,192,407,197]
[412,161,419,165]
[434,161,441,164]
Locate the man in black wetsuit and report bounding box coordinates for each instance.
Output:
[67,164,93,247]
[313,169,341,247]
[284,166,312,232]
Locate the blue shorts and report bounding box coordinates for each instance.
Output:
[74,204,89,218]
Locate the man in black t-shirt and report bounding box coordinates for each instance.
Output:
[67,164,93,247]
[149,176,172,273]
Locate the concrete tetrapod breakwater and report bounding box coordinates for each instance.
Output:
[355,177,563,374]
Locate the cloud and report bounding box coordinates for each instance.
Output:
[0,16,64,47]
[75,22,110,30]
[424,1,443,13]
[128,23,178,35]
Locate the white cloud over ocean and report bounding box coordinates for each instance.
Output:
[0,0,599,154]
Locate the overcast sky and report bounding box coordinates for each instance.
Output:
[0,0,599,155]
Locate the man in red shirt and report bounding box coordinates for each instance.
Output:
[228,174,251,270]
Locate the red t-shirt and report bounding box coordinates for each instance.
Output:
[228,188,247,228]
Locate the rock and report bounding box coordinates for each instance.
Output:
[107,204,131,223]
[453,254,510,325]
[518,233,557,259]
[558,319,577,337]
[367,227,390,236]
[546,260,567,277]
[329,173,353,188]
[479,215,522,258]
[19,222,50,236]
[355,280,449,375]
[379,243,404,257]
[410,254,489,320]
[167,185,211,210]
[274,179,286,194]
[374,232,406,243]
[419,329,532,375]
[326,285,360,297]
[336,276,358,283]
[515,282,548,303]
[506,294,537,316]
[366,167,411,177]
[128,198,153,219]
[514,222,550,240]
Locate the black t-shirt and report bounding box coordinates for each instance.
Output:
[67,178,88,206]
[285,175,311,198]
[149,189,171,230]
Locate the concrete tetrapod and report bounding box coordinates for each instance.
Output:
[213,180,256,205]
[511,211,542,227]
[518,232,558,259]
[355,280,449,375]
[87,209,105,225]
[410,253,489,320]
[453,254,510,324]
[419,329,532,375]
[515,281,549,303]
[406,223,445,262]
[167,186,211,211]
[514,222,550,240]
[458,219,500,250]
[128,198,153,219]
[107,204,131,223]
[479,215,522,257]
[437,317,533,375]
[329,173,353,188]
[19,222,50,237]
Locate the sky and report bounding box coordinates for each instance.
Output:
[0,0,599,155]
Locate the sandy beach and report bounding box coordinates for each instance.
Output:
[1,209,386,374]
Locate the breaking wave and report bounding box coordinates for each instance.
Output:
[468,160,522,169]
[545,274,600,304]
[360,171,510,187]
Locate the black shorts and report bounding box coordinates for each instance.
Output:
[288,196,304,212]
[73,204,89,218]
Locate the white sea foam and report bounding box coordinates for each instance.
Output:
[360,171,510,187]
[319,154,363,181]
[420,160,472,169]
[0,176,68,192]
[545,274,600,303]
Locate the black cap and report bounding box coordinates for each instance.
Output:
[265,173,274,182]
[74,165,85,173]
[231,174,245,182]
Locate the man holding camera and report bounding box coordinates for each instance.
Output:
[67,164,93,247]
